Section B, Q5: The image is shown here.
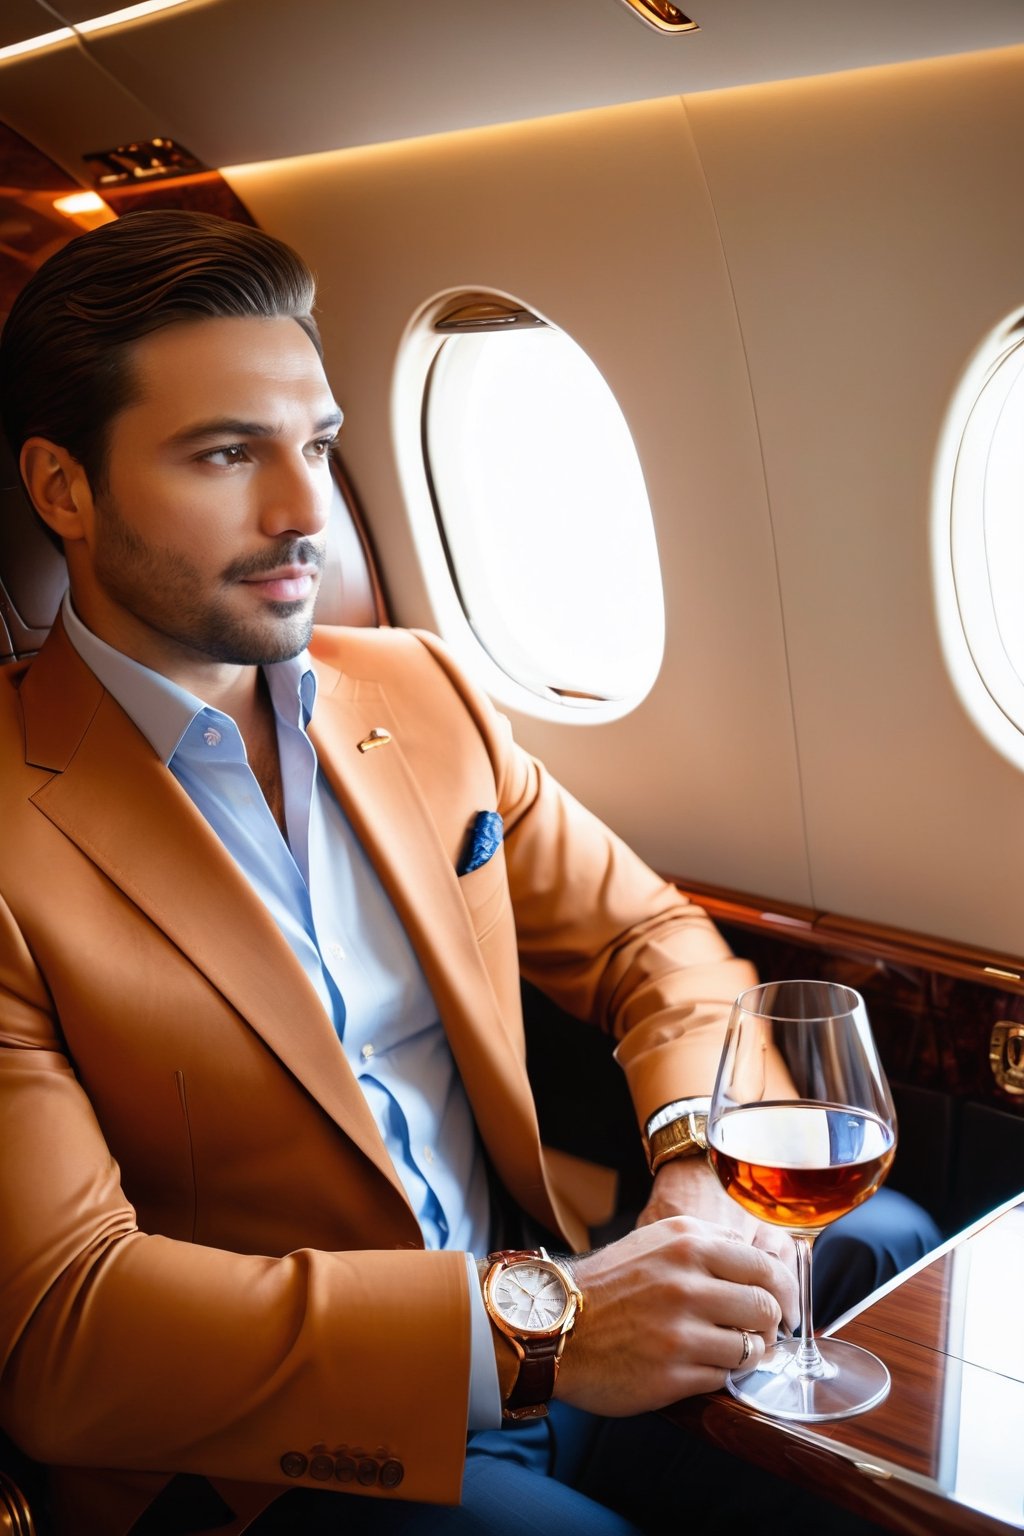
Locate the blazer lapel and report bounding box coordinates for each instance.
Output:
[309,656,565,1235]
[19,622,406,1203]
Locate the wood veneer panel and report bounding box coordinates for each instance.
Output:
[669,1199,1024,1536]
[820,1323,947,1477]
[838,1256,952,1356]
[673,876,1024,995]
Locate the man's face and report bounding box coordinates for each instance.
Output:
[69,314,341,684]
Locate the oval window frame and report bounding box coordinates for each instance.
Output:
[934,309,1024,768]
[392,289,665,725]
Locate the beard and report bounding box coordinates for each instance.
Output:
[91,493,326,667]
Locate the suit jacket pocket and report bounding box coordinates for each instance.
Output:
[457,844,510,940]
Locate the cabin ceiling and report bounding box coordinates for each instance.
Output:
[4,0,1024,183]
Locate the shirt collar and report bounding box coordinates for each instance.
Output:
[60,591,317,765]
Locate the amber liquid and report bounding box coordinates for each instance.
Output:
[708,1102,895,1231]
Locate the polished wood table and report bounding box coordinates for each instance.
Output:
[667,1192,1024,1535]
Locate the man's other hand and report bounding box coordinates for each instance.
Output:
[554,1214,795,1418]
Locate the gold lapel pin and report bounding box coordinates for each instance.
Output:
[358,728,392,753]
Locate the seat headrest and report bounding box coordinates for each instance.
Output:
[0,436,67,661]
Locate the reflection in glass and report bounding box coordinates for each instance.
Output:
[940,1209,1024,1525]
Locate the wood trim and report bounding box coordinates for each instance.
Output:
[98,168,257,225]
[671,875,1024,996]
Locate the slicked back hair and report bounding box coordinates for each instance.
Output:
[0,209,322,494]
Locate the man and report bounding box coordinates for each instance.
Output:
[0,211,935,1536]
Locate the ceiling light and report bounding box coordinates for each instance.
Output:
[0,27,73,61]
[0,0,192,63]
[77,0,194,37]
[52,191,116,228]
[617,0,699,34]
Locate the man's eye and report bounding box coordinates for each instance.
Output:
[307,436,336,459]
[202,444,248,466]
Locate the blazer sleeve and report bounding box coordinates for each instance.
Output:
[0,886,471,1505]
[409,632,758,1129]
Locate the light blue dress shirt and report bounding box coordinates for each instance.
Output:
[61,595,500,1428]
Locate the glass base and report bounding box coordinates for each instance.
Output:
[726,1337,891,1422]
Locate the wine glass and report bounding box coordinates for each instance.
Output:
[707,979,896,1422]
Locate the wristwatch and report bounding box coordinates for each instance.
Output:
[643,1097,711,1174]
[482,1247,583,1421]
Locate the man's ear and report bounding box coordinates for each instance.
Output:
[19,438,95,542]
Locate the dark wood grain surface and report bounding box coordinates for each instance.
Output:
[667,1196,1024,1535]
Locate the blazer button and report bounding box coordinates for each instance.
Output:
[310,1454,335,1480]
[356,1458,378,1486]
[280,1452,308,1478]
[334,1454,357,1482]
[379,1459,405,1490]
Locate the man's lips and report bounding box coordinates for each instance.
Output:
[238,565,320,602]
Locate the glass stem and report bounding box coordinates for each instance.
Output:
[792,1232,825,1376]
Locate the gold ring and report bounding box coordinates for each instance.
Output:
[737,1329,752,1366]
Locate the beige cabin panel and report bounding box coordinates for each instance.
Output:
[686,45,1024,953]
[226,98,812,903]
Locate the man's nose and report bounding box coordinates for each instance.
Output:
[259,456,332,538]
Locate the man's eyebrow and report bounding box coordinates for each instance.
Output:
[165,408,344,447]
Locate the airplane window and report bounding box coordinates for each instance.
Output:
[937,314,1024,763]
[419,321,664,714]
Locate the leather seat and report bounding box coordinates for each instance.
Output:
[0,438,68,663]
[0,1457,37,1536]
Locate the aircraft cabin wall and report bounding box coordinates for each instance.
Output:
[227,42,1024,963]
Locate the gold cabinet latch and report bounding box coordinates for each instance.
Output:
[990,1021,1024,1095]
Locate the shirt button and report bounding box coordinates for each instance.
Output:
[329,943,345,960]
[202,726,222,747]
[423,1145,435,1164]
[360,1043,374,1061]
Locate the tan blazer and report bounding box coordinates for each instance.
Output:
[0,617,755,1534]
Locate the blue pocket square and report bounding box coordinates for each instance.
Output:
[457,811,503,875]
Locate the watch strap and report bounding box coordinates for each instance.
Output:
[502,1335,562,1420]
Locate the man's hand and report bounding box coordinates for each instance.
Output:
[637,1155,798,1316]
[553,1215,794,1418]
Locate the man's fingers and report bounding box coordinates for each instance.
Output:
[719,1281,783,1338]
[714,1323,765,1371]
[702,1231,788,1289]
[704,1233,796,1328]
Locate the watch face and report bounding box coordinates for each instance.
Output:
[492,1262,570,1335]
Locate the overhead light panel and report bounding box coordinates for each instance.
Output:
[0,26,73,60]
[83,136,204,185]
[0,0,193,62]
[76,0,195,34]
[617,0,699,34]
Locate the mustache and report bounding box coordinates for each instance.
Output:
[222,539,326,582]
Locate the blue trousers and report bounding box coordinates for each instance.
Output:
[250,1188,940,1534]
[813,1186,940,1325]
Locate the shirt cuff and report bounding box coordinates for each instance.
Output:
[465,1252,502,1430]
